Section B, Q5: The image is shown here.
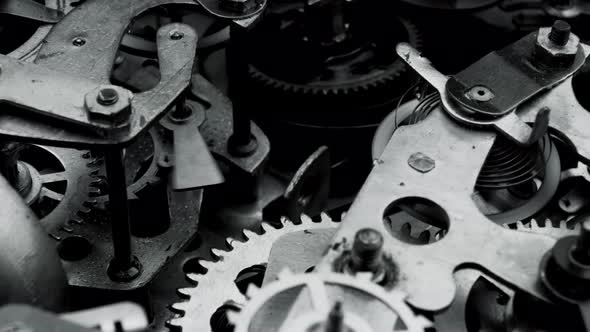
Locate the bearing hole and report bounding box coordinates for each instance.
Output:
[58,236,92,261]
[382,197,449,245]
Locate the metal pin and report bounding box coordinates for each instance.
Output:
[104,148,141,281]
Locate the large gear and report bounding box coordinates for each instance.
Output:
[169,214,340,332]
[248,16,422,96]
[227,269,431,332]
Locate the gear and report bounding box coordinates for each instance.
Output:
[248,16,422,96]
[227,269,431,332]
[2,144,99,240]
[434,219,579,332]
[169,214,340,332]
[92,127,167,207]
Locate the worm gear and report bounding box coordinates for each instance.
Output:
[227,269,431,332]
[435,219,580,332]
[169,214,340,332]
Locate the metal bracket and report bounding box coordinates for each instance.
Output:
[0,22,197,147]
[313,110,556,312]
[397,41,590,147]
[446,32,586,118]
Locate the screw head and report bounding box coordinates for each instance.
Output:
[354,228,384,252]
[72,37,86,47]
[85,85,133,126]
[169,30,184,40]
[97,87,119,106]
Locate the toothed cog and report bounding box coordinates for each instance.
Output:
[228,269,432,332]
[170,214,340,331]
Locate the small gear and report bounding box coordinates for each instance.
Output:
[169,214,340,332]
[227,269,431,332]
[3,144,100,240]
[434,218,579,332]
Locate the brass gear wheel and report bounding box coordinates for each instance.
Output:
[169,214,340,332]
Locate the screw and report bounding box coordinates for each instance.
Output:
[573,220,590,265]
[72,37,86,47]
[169,30,184,40]
[549,20,571,47]
[97,87,119,106]
[350,228,384,272]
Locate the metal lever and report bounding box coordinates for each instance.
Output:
[396,42,549,146]
[160,97,225,191]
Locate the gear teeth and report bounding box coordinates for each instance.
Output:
[171,212,341,331]
[320,212,333,222]
[170,301,188,315]
[242,229,258,241]
[198,259,216,270]
[259,222,272,234]
[300,214,313,225]
[210,248,225,259]
[511,218,578,238]
[176,287,193,300]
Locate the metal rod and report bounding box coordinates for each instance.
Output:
[227,23,257,155]
[104,148,133,269]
